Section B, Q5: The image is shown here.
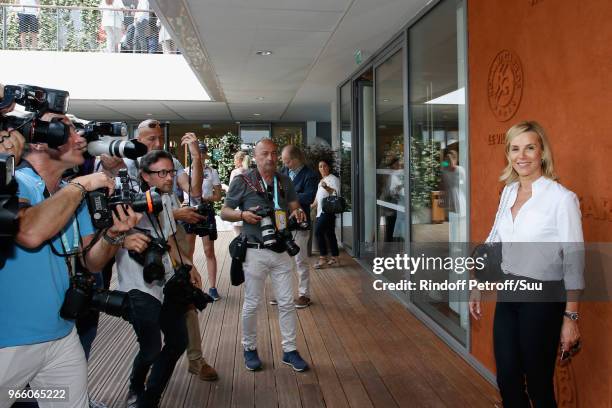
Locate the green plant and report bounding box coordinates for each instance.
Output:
[410,136,441,209]
[3,0,103,51]
[206,132,242,211]
[303,144,338,177]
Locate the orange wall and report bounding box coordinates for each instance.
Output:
[468,0,612,406]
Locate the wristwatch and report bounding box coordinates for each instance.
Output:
[564,311,580,321]
[103,231,126,246]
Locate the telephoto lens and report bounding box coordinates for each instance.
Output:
[90,289,128,318]
[87,138,147,160]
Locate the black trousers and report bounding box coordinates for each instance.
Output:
[127,290,188,408]
[315,213,339,257]
[493,281,565,408]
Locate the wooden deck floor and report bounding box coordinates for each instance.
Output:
[87,232,499,408]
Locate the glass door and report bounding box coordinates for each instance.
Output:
[355,71,375,264]
[408,0,469,345]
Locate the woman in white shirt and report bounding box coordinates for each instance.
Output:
[311,159,341,268]
[100,0,124,52]
[469,121,583,408]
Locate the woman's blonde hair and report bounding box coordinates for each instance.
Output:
[499,120,557,184]
[242,154,252,170]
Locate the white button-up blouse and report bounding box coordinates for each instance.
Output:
[486,176,585,290]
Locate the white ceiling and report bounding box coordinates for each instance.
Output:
[149,0,431,122]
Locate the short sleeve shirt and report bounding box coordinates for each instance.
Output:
[224,169,297,243]
[0,167,95,347]
[183,165,221,205]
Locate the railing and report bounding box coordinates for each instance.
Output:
[0,3,179,53]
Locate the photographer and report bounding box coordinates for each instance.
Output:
[183,142,222,300]
[99,119,206,227]
[221,138,310,372]
[0,112,140,408]
[114,150,202,408]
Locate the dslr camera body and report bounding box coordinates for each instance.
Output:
[164,264,214,311]
[87,168,163,229]
[128,232,169,284]
[60,265,128,320]
[183,201,217,239]
[0,84,71,149]
[249,206,300,257]
[83,121,147,160]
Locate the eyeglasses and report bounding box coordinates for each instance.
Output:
[146,169,176,178]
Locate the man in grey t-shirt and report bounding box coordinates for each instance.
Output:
[221,138,309,372]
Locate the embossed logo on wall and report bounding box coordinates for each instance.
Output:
[487,50,524,122]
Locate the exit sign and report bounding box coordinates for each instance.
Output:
[354,49,363,65]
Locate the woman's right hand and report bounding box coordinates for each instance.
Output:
[122,232,151,253]
[469,288,482,320]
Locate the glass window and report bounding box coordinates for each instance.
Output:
[339,82,353,250]
[375,50,405,265]
[408,0,468,345]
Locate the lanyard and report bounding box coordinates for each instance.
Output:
[58,217,80,275]
[261,177,280,210]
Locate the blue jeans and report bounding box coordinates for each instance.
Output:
[127,290,188,407]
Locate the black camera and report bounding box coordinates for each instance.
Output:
[0,85,69,114]
[0,153,18,268]
[1,114,71,149]
[183,202,217,239]
[0,85,71,149]
[83,121,147,160]
[87,169,163,229]
[128,234,169,284]
[288,215,309,231]
[60,269,128,320]
[249,206,300,257]
[164,264,214,311]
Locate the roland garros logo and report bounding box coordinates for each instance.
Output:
[487,50,523,122]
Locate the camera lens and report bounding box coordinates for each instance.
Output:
[90,290,128,318]
[260,216,276,246]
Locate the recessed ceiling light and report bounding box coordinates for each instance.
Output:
[253,113,261,116]
[146,113,153,116]
[255,96,265,101]
[383,99,390,102]
[256,50,273,56]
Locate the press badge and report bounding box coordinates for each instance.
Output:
[275,210,287,230]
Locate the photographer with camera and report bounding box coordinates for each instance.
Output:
[99,119,206,227]
[114,150,209,408]
[0,112,141,408]
[183,142,222,300]
[221,138,310,372]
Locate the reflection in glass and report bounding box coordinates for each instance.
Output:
[408,0,468,345]
[375,50,405,263]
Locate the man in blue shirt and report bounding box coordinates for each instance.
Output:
[0,112,140,408]
[280,145,318,308]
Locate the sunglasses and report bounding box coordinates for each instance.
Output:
[146,169,176,178]
[559,340,581,365]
